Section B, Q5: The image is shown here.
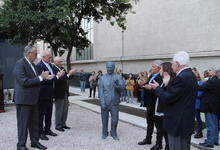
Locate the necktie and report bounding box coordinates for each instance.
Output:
[46,63,54,75]
[149,72,160,83]
[55,65,61,71]
[30,63,37,76]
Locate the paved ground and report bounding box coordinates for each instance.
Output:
[1,87,219,150]
[1,104,155,150]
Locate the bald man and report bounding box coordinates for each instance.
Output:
[53,56,76,131]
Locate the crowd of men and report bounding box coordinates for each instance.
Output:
[13,45,76,150]
[119,52,220,150]
[13,45,220,150]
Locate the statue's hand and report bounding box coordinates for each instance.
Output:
[115,80,119,85]
[114,80,120,89]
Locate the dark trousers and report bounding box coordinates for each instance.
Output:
[140,91,145,105]
[205,112,219,145]
[218,115,220,131]
[55,97,69,128]
[155,116,169,147]
[168,134,191,150]
[39,98,53,133]
[195,109,202,133]
[89,87,96,97]
[146,106,155,140]
[16,104,39,147]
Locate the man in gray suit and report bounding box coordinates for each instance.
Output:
[53,56,77,132]
[13,45,51,150]
[99,62,122,140]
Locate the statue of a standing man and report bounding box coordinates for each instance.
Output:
[99,62,122,140]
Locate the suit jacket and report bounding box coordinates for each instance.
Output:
[99,74,122,108]
[199,76,220,115]
[36,60,56,100]
[155,68,197,137]
[13,57,41,105]
[52,66,72,99]
[144,73,162,108]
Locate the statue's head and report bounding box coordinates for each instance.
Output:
[106,61,115,75]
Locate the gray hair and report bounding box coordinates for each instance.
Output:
[41,50,52,57]
[54,56,63,62]
[152,60,163,68]
[23,45,36,56]
[173,51,190,66]
[209,65,220,76]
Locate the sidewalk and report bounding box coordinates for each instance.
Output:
[69,86,220,150]
[0,103,149,150]
[69,86,146,129]
[0,87,219,150]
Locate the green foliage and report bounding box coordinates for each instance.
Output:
[0,0,134,70]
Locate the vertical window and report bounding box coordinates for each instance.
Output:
[76,18,93,60]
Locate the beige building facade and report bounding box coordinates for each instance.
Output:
[65,0,220,75]
[1,0,219,74]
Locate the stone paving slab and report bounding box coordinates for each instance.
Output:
[0,86,219,150]
[68,86,220,150]
[0,104,160,150]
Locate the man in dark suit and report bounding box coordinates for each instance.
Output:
[138,60,163,146]
[150,51,197,150]
[36,50,64,140]
[13,45,49,150]
[53,56,77,131]
[198,65,220,148]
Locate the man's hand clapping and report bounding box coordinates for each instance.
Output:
[68,69,77,76]
[46,75,55,80]
[57,69,65,78]
[40,71,50,80]
[149,80,159,89]
[142,84,152,90]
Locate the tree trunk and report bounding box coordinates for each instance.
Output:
[66,45,73,71]
[50,44,59,56]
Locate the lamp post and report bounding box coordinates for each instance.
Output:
[121,30,124,73]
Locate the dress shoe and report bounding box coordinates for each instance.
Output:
[31,142,47,150]
[17,145,28,150]
[111,135,119,140]
[62,125,71,129]
[194,132,203,138]
[150,144,162,150]
[39,134,49,141]
[214,142,219,146]
[44,130,57,136]
[56,127,65,132]
[165,145,170,150]
[102,135,108,139]
[138,138,151,145]
[110,132,119,140]
[199,142,214,148]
